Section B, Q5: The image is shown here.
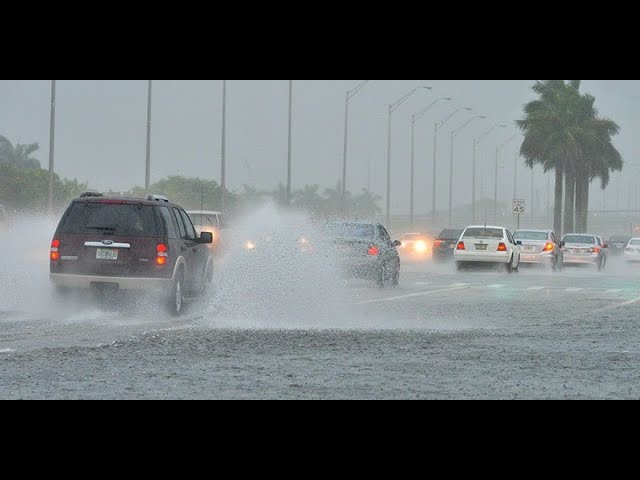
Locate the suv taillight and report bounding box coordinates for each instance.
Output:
[368,245,379,256]
[50,239,60,261]
[434,240,443,247]
[156,243,168,265]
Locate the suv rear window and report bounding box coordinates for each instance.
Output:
[59,203,159,237]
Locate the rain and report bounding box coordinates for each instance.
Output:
[1,80,640,399]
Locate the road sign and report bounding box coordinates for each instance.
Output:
[513,199,526,215]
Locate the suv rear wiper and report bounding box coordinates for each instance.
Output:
[86,226,116,231]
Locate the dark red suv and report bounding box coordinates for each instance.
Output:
[50,193,213,315]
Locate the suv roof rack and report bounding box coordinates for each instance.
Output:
[147,194,170,203]
[79,192,103,198]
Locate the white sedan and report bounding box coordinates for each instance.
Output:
[624,238,640,262]
[454,226,521,273]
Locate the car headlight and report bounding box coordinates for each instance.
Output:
[245,241,256,250]
[415,241,428,253]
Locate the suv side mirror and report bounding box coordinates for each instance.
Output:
[199,232,213,244]
[392,240,402,247]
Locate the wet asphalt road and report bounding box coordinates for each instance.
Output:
[2,233,640,399]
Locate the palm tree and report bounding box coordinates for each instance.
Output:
[518,80,581,235]
[574,116,622,232]
[0,135,41,169]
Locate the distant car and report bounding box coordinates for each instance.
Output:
[186,210,227,252]
[50,193,214,315]
[398,232,433,260]
[513,229,563,271]
[454,225,521,273]
[608,235,632,256]
[624,238,640,262]
[432,228,464,263]
[328,222,401,287]
[561,233,607,271]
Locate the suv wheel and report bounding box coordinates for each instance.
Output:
[169,271,185,316]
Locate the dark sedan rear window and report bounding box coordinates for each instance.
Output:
[59,203,159,237]
[330,223,375,240]
[438,229,463,239]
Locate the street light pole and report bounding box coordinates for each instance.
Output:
[342,80,370,215]
[472,124,504,223]
[448,115,485,227]
[287,80,293,205]
[48,80,56,214]
[145,80,152,190]
[221,80,227,212]
[410,97,451,229]
[495,133,518,222]
[432,107,469,226]
[386,85,431,227]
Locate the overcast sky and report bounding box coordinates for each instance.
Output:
[1,80,637,214]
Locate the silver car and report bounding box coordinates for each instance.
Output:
[513,229,563,271]
[562,233,608,271]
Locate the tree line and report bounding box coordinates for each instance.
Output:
[1,134,381,218]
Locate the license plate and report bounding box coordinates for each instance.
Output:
[524,246,534,252]
[475,244,487,251]
[96,248,118,260]
[450,244,456,249]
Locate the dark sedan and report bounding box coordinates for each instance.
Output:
[432,228,464,263]
[328,222,401,287]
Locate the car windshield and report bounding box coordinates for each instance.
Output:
[463,228,504,239]
[330,223,375,240]
[189,214,217,227]
[59,203,159,237]
[404,234,428,241]
[514,231,548,241]
[563,235,596,245]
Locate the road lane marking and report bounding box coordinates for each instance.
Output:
[451,283,469,287]
[606,289,622,294]
[588,296,640,316]
[566,288,583,292]
[488,284,506,289]
[527,286,544,291]
[353,287,468,305]
[0,348,16,353]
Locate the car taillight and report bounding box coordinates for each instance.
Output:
[434,240,443,247]
[543,242,554,252]
[590,247,601,254]
[497,243,507,252]
[50,239,60,261]
[156,243,168,265]
[456,241,465,251]
[368,245,379,256]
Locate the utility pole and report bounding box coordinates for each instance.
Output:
[221,80,227,212]
[48,80,56,214]
[145,80,152,190]
[287,80,293,205]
